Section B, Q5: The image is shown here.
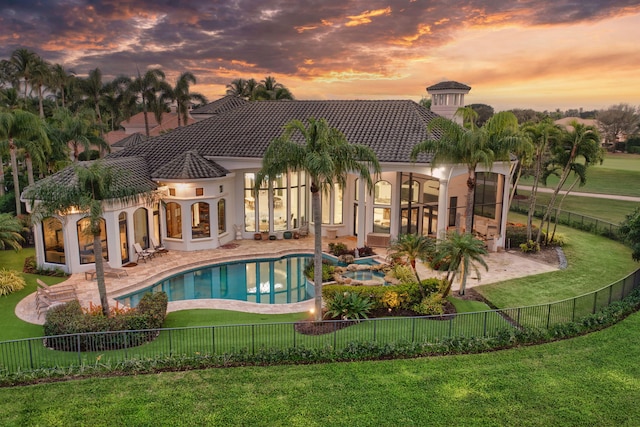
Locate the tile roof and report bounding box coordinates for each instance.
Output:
[111,132,148,148]
[426,81,471,91]
[190,95,248,115]
[152,150,229,180]
[25,157,157,196]
[110,99,439,173]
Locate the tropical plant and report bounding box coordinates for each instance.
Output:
[256,117,380,321]
[49,107,108,161]
[0,213,25,250]
[117,67,169,137]
[0,109,49,214]
[536,121,603,244]
[172,72,207,127]
[387,233,436,296]
[433,231,488,296]
[8,48,38,100]
[24,160,156,316]
[620,208,640,262]
[47,63,75,109]
[78,68,106,131]
[325,291,374,321]
[0,268,26,296]
[411,108,524,234]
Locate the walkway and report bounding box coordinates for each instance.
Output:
[15,236,559,325]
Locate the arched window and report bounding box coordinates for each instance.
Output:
[133,208,150,249]
[374,180,391,205]
[42,217,65,264]
[373,180,392,233]
[166,202,182,239]
[218,199,226,235]
[192,202,210,239]
[77,217,108,264]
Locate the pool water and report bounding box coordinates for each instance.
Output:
[117,254,314,307]
[342,270,386,283]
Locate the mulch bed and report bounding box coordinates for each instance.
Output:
[294,299,460,336]
[220,243,240,249]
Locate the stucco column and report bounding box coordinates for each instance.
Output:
[357,178,366,248]
[498,173,510,249]
[437,179,449,239]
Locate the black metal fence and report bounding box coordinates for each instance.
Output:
[510,199,621,239]
[2,268,639,375]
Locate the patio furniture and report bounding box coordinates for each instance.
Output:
[150,237,168,255]
[36,279,77,304]
[133,243,154,263]
[298,223,309,237]
[104,262,129,278]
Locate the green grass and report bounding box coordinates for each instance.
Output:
[519,153,640,197]
[513,190,639,224]
[477,213,638,309]
[2,310,640,426]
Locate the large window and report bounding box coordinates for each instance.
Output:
[119,212,129,264]
[218,199,226,234]
[133,208,150,249]
[374,180,392,205]
[42,217,65,264]
[244,173,257,232]
[77,218,108,264]
[401,180,419,203]
[373,180,392,233]
[321,183,343,225]
[273,174,288,231]
[474,172,498,219]
[166,202,182,238]
[192,202,210,239]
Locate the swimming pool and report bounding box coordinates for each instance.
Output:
[117,254,314,307]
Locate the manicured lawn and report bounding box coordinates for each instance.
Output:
[513,190,639,224]
[477,213,638,309]
[518,153,640,197]
[2,310,640,426]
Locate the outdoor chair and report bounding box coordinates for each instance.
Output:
[104,262,129,278]
[150,237,168,256]
[133,243,154,263]
[36,279,77,304]
[298,223,309,237]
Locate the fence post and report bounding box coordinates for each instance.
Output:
[211,326,215,354]
[592,291,598,314]
[292,323,296,348]
[609,284,613,305]
[373,319,377,342]
[28,339,34,370]
[333,322,338,349]
[168,329,172,356]
[546,304,552,328]
[77,334,82,366]
[572,298,576,322]
[251,325,255,355]
[411,317,416,342]
[483,312,488,336]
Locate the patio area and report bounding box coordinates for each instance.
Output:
[15,236,559,325]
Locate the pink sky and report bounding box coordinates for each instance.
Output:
[1,1,639,111]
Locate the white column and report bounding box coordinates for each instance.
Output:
[499,174,510,249]
[357,178,366,248]
[437,179,449,239]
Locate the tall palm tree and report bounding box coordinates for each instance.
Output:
[434,232,488,296]
[255,76,293,100]
[522,119,561,240]
[9,48,38,100]
[256,117,381,321]
[173,72,207,127]
[0,109,49,214]
[78,68,106,134]
[0,213,25,251]
[24,161,155,316]
[126,68,168,137]
[536,122,603,244]
[102,78,136,131]
[30,56,50,118]
[226,78,247,98]
[47,63,75,109]
[387,233,436,296]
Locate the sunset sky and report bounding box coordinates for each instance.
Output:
[1,0,639,111]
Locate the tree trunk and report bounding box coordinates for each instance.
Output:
[550,177,579,242]
[311,186,323,322]
[25,154,34,186]
[9,139,21,215]
[93,232,110,316]
[142,94,151,137]
[527,151,543,241]
[458,259,468,295]
[0,153,5,197]
[38,85,44,118]
[177,105,182,128]
[464,168,476,234]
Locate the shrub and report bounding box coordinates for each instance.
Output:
[43,292,168,351]
[505,222,538,247]
[388,264,416,284]
[412,293,445,315]
[304,259,335,282]
[323,280,439,311]
[325,291,374,320]
[381,290,408,311]
[0,269,26,296]
[328,242,349,256]
[23,256,67,277]
[520,240,540,253]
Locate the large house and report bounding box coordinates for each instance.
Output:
[25,81,514,275]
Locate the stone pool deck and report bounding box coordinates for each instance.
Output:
[15,236,558,325]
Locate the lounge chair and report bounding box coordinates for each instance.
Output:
[104,262,129,278]
[298,223,309,237]
[150,237,168,255]
[133,243,153,263]
[36,279,77,303]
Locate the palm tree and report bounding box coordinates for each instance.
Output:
[412,109,523,234]
[0,213,25,251]
[78,68,106,134]
[102,78,136,131]
[226,78,247,98]
[434,232,488,296]
[30,56,50,118]
[255,76,293,100]
[47,63,75,109]
[0,109,49,214]
[126,68,168,137]
[536,122,603,244]
[24,161,155,316]
[387,233,436,296]
[256,117,381,321]
[522,119,561,240]
[50,108,108,161]
[9,48,38,100]
[173,72,207,127]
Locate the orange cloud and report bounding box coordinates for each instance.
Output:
[295,25,318,33]
[345,7,392,27]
